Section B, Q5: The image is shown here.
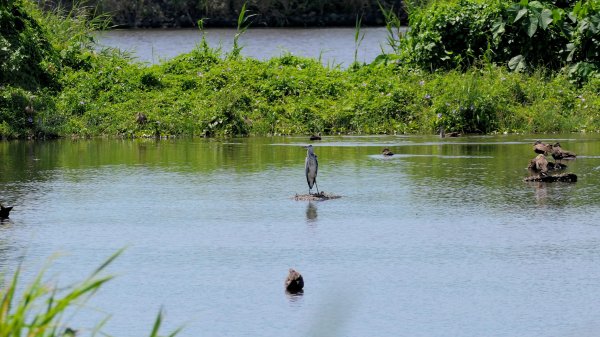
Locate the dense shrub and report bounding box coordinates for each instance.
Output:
[398,0,600,81]
[0,0,60,91]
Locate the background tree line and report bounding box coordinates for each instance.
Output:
[36,0,405,28]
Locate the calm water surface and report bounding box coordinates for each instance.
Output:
[95,27,391,66]
[2,135,600,337]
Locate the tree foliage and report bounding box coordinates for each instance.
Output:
[396,0,600,82]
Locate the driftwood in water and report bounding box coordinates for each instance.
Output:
[0,204,12,219]
[547,162,567,171]
[524,173,577,183]
[293,191,341,201]
[285,268,304,294]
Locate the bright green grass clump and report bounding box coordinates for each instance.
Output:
[0,250,179,337]
[52,43,600,138]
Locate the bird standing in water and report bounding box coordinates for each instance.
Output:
[305,145,319,195]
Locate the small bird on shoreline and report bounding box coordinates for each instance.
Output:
[309,133,322,141]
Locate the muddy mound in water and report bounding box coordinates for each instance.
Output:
[524,173,577,183]
[293,191,341,201]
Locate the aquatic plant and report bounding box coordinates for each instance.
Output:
[229,2,256,60]
[0,249,180,337]
[352,15,366,67]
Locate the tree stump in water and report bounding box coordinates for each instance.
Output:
[0,204,13,219]
[524,173,577,183]
[285,268,304,294]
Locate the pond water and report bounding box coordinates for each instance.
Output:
[2,135,600,337]
[95,27,392,66]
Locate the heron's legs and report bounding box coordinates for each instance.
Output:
[315,181,319,194]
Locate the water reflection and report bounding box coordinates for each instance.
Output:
[285,290,304,304]
[306,202,318,224]
[528,182,548,206]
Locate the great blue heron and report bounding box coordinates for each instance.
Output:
[304,145,319,195]
[551,142,576,163]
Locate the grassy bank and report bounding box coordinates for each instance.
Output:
[54,48,600,137]
[2,0,600,139]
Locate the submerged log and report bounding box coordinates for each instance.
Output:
[524,173,577,183]
[293,191,341,201]
[547,162,567,171]
[285,268,304,293]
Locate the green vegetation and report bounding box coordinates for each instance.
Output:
[0,250,179,337]
[1,0,600,139]
[395,0,600,82]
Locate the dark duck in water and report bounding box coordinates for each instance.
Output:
[551,142,576,163]
[533,141,552,155]
[382,148,394,156]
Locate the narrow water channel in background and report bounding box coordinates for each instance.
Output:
[95,27,392,66]
[2,135,600,336]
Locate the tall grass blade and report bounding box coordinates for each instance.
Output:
[91,248,125,278]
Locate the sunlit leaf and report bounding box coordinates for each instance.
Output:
[529,1,544,9]
[540,9,553,29]
[508,55,527,72]
[527,16,539,37]
[491,19,506,39]
[566,43,576,62]
[514,8,528,23]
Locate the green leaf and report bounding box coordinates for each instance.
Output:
[573,1,582,17]
[540,9,553,29]
[566,43,576,62]
[568,12,578,24]
[508,55,527,72]
[527,16,539,37]
[529,1,544,9]
[514,8,528,23]
[491,19,506,39]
